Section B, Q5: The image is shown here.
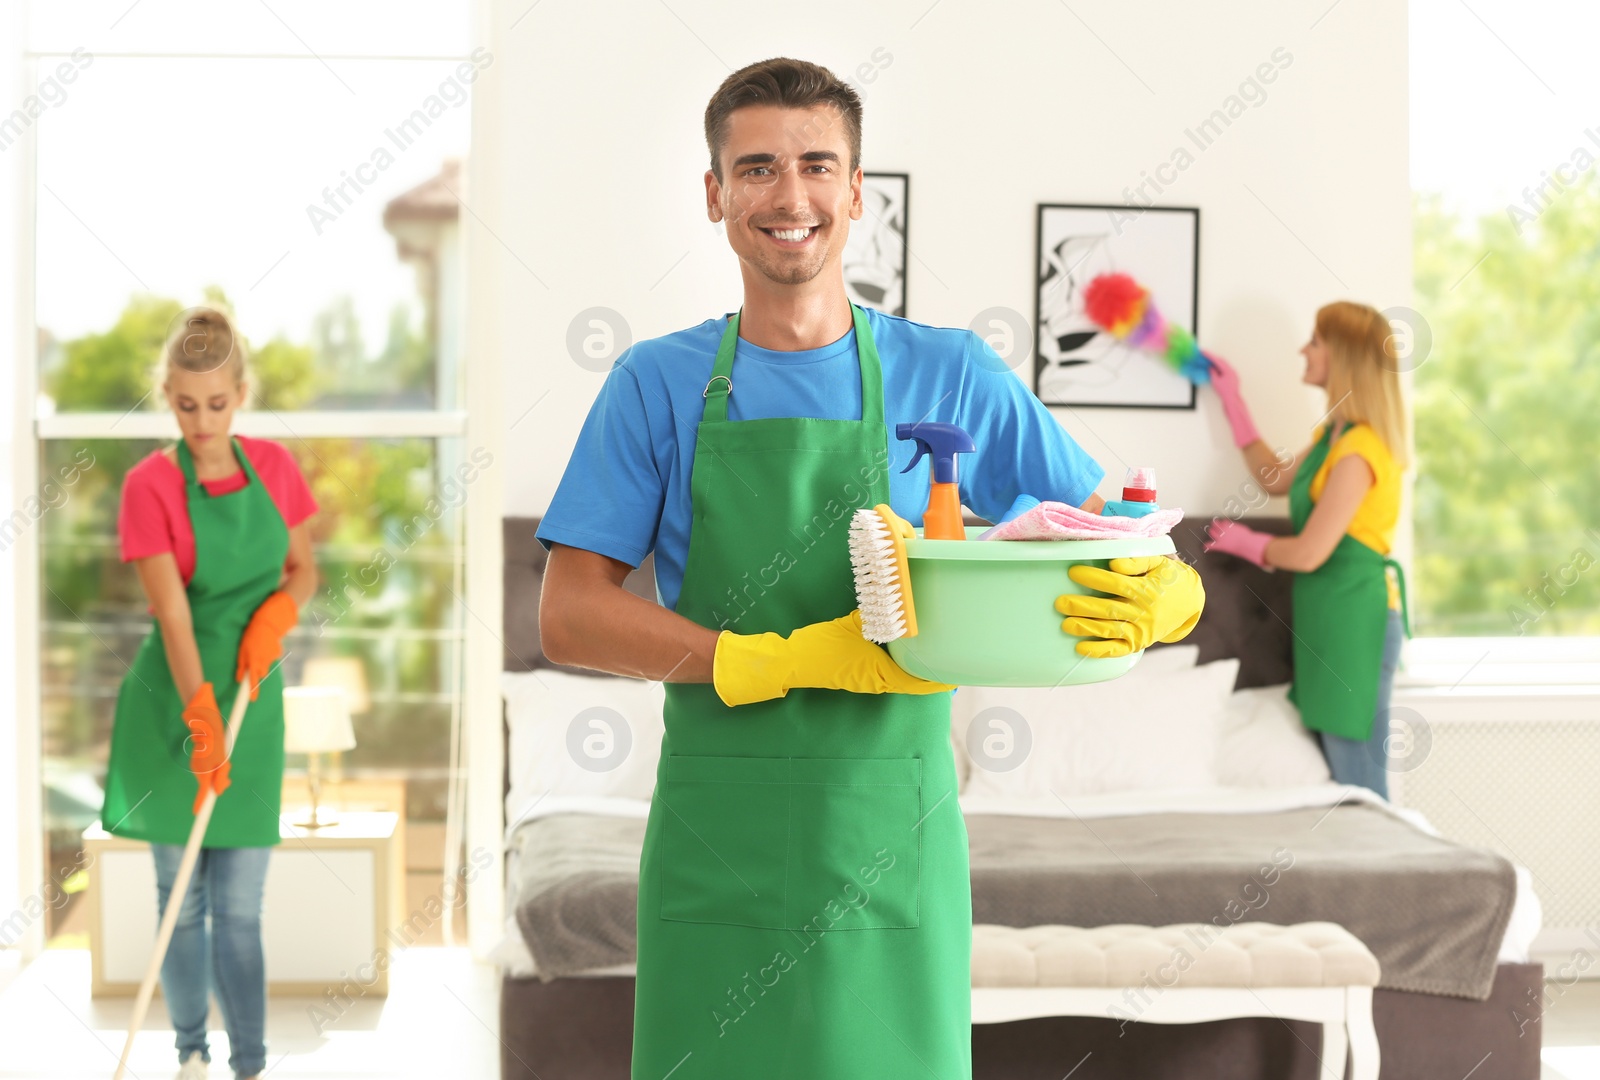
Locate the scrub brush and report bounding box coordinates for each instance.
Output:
[848,503,919,644]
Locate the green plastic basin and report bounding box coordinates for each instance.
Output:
[885,526,1178,687]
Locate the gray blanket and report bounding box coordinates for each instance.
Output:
[510,814,643,982]
[512,803,1517,1000]
[965,804,1517,1000]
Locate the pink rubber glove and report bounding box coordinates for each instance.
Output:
[1203,518,1273,568]
[1207,354,1262,449]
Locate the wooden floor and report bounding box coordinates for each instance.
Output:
[0,946,500,1079]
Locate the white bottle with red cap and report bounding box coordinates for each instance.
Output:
[1101,466,1161,518]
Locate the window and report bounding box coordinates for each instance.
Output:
[22,2,479,944]
[1409,0,1600,643]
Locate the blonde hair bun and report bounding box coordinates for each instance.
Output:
[160,306,249,388]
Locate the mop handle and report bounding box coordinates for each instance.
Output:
[113,675,253,1080]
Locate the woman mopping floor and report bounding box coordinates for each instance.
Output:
[100,306,320,1080]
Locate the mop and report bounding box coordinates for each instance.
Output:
[113,674,253,1080]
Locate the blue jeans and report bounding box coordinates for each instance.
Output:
[1316,607,1404,800]
[150,843,272,1077]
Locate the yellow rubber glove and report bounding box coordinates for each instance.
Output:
[1053,555,1206,658]
[712,609,957,707]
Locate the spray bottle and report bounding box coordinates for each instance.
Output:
[897,422,976,541]
[1101,466,1161,518]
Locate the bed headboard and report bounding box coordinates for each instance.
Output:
[503,513,1295,689]
[502,518,659,678]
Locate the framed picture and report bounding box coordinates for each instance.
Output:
[843,172,908,317]
[1033,203,1200,409]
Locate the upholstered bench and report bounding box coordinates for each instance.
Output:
[972,923,1381,1080]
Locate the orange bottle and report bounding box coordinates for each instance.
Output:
[897,423,976,541]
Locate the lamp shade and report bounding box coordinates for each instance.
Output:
[283,686,357,754]
[300,656,372,715]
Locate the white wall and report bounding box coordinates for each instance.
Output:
[484,0,1410,519]
[1,0,25,948]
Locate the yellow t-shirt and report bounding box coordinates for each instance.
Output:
[1308,422,1402,609]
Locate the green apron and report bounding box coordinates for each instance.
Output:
[102,436,288,848]
[631,305,972,1079]
[1286,423,1410,741]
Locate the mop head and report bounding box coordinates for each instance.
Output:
[1082,272,1213,385]
[848,503,918,644]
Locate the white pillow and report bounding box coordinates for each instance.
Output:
[501,670,664,822]
[1128,643,1200,675]
[950,643,1202,795]
[957,658,1241,801]
[1216,683,1332,787]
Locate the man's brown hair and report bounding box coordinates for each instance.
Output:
[703,57,862,183]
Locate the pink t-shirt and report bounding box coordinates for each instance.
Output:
[118,434,319,586]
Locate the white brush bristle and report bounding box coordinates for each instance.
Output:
[848,507,909,644]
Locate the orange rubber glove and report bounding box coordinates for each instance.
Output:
[184,681,231,814]
[235,590,298,701]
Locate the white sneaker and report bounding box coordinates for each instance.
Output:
[176,1050,208,1079]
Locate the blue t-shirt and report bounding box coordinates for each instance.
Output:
[536,306,1105,612]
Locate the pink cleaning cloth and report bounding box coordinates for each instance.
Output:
[980,500,1184,541]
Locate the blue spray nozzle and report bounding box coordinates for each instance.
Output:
[897,422,975,484]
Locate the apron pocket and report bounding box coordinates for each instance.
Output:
[659,755,789,929]
[784,757,922,932]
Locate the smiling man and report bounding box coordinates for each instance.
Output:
[535,57,1203,1079]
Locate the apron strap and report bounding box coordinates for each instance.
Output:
[852,303,884,421]
[1383,556,1413,639]
[175,435,248,496]
[702,303,883,424]
[1288,422,1336,533]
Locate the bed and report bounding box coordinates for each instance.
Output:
[495,514,1545,1080]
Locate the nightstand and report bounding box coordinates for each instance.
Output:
[85,811,404,997]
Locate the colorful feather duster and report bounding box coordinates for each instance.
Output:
[1082,272,1212,385]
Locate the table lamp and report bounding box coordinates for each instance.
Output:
[300,656,372,714]
[300,656,370,785]
[284,686,357,829]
